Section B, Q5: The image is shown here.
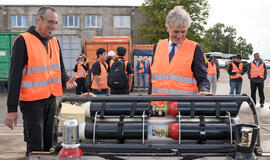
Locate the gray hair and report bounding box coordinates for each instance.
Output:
[166,6,191,29]
[36,7,56,17]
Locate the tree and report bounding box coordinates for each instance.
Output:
[201,23,226,53]
[223,25,237,54]
[137,0,210,44]
[201,23,253,59]
[236,37,253,59]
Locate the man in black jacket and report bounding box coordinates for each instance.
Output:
[109,47,133,94]
[227,54,244,95]
[148,6,210,95]
[247,53,267,107]
[4,7,76,155]
[74,54,89,94]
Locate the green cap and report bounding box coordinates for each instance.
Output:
[165,125,169,137]
[165,102,168,116]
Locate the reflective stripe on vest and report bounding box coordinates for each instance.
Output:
[76,64,87,78]
[230,62,243,79]
[151,39,198,105]
[21,78,62,88]
[152,88,197,95]
[152,74,197,84]
[206,62,217,75]
[250,62,264,79]
[18,32,63,101]
[22,64,60,75]
[92,61,108,89]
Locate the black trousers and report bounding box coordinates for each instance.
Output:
[20,99,56,154]
[250,82,265,104]
[76,78,87,95]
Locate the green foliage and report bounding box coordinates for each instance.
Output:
[201,23,253,59]
[137,0,210,43]
[137,0,253,59]
[236,37,253,59]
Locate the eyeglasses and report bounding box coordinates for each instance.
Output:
[41,16,58,25]
[78,57,83,59]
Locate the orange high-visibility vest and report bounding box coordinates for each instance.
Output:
[230,62,243,79]
[18,32,63,101]
[206,62,217,75]
[76,64,87,78]
[92,61,108,89]
[138,62,148,74]
[250,61,265,79]
[151,39,198,105]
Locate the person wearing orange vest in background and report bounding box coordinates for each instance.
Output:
[206,56,220,94]
[148,6,212,106]
[4,7,77,156]
[91,48,109,95]
[227,54,244,95]
[106,50,115,70]
[108,47,133,94]
[247,53,267,108]
[74,54,89,95]
[137,57,149,91]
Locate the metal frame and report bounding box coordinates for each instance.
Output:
[142,111,146,144]
[52,94,261,159]
[226,111,233,144]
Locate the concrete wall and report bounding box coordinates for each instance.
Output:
[0,5,144,43]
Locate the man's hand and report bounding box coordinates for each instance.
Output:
[66,76,77,89]
[97,86,101,92]
[198,91,214,95]
[4,112,18,130]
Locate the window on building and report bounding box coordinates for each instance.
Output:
[11,15,28,28]
[113,16,130,28]
[33,16,37,26]
[85,15,102,28]
[62,15,79,28]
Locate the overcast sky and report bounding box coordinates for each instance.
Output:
[207,0,270,59]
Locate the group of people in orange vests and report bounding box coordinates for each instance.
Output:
[206,53,267,108]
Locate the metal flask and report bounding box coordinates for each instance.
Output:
[63,117,79,146]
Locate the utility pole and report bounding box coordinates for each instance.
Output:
[228,37,230,54]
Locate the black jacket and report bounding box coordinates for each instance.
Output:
[247,60,267,83]
[227,61,244,82]
[74,63,89,73]
[7,26,69,112]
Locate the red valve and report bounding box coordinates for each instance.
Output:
[166,122,179,140]
[58,147,83,160]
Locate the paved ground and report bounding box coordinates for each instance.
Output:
[0,69,270,159]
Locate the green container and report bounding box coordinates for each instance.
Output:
[0,32,20,85]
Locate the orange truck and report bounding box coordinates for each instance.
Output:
[84,36,132,67]
[84,36,154,68]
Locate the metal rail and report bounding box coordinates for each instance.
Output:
[52,94,261,155]
[60,94,250,102]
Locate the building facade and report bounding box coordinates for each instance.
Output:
[0,4,143,42]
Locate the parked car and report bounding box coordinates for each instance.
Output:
[216,58,230,68]
[264,60,270,69]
